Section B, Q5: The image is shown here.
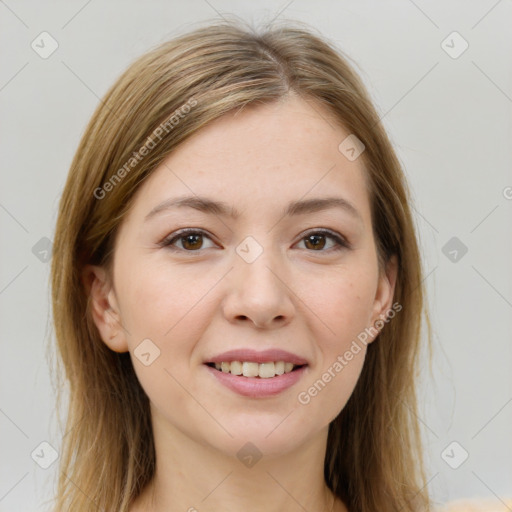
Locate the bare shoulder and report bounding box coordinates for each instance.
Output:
[436,498,512,511]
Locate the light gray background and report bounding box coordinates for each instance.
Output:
[1,1,511,510]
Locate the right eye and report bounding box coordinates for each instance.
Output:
[160,229,217,252]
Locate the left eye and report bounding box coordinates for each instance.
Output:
[160,229,349,252]
[295,230,349,252]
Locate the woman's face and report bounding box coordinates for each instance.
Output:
[88,94,397,458]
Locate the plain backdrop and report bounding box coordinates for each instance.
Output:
[1,1,511,510]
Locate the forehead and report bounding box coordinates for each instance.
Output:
[128,95,371,225]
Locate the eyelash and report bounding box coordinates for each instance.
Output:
[159,228,351,254]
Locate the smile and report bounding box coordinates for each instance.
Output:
[204,362,308,398]
[207,361,304,378]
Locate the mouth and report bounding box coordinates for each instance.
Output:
[204,360,308,397]
[205,361,307,379]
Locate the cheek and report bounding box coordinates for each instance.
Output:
[297,285,372,427]
[291,267,376,422]
[304,265,377,350]
[117,262,217,418]
[117,257,211,339]
[116,259,224,384]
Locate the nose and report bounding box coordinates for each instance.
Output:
[221,249,295,330]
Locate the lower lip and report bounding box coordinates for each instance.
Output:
[205,364,307,398]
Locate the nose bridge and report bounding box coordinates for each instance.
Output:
[235,235,286,300]
[222,234,294,327]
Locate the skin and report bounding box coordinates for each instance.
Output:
[84,93,397,512]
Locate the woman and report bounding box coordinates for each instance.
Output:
[50,18,432,512]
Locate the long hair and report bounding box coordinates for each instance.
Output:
[49,17,432,512]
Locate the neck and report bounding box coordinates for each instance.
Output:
[131,407,345,512]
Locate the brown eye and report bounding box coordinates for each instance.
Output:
[161,229,216,252]
[297,230,349,252]
[181,233,203,250]
[304,233,327,250]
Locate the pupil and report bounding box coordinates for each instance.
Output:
[306,234,325,250]
[184,234,202,250]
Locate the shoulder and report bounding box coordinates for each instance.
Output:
[436,498,512,511]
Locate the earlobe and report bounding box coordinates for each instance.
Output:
[82,264,129,353]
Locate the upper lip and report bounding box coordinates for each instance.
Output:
[205,349,309,366]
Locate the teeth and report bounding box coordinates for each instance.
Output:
[230,360,242,375]
[242,362,259,377]
[258,362,275,379]
[211,360,300,378]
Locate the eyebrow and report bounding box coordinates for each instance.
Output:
[144,195,363,223]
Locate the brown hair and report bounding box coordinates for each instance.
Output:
[49,17,432,512]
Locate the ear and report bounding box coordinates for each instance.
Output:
[366,254,399,344]
[82,264,129,353]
